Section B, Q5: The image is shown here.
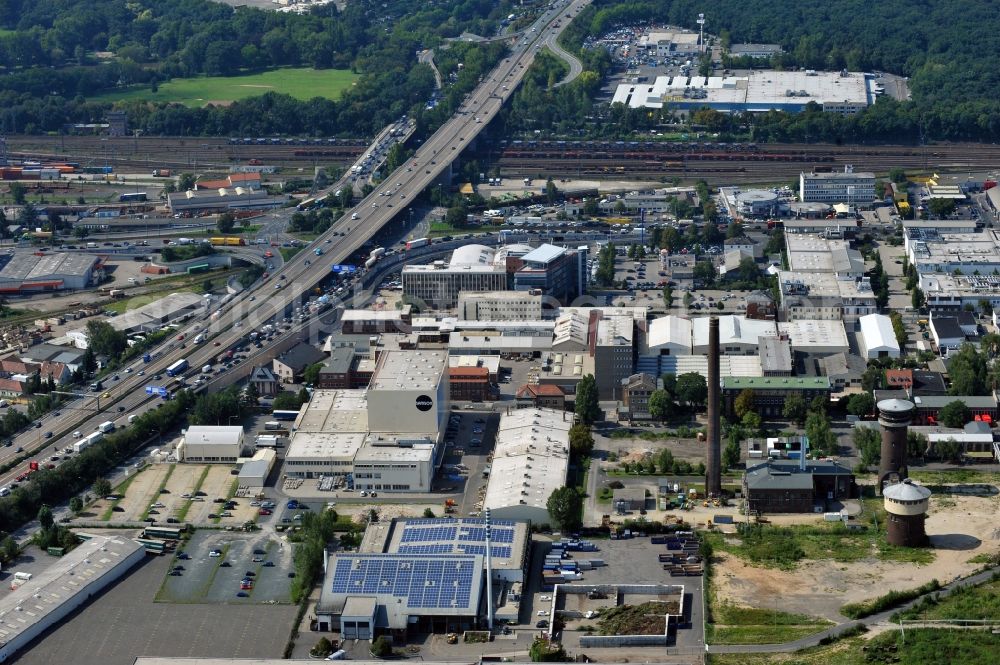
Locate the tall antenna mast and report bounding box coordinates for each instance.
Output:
[697,14,706,54]
[485,509,494,631]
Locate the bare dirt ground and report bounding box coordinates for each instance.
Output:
[712,494,1000,622]
[105,463,170,522]
[185,465,238,522]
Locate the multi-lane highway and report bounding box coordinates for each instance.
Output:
[0,0,591,490]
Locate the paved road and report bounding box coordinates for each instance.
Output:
[706,565,1000,654]
[419,49,443,89]
[543,27,585,87]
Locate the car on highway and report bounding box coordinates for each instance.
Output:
[44,431,52,439]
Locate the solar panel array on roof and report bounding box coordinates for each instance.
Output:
[330,555,475,609]
[457,544,512,558]
[401,526,458,543]
[397,518,517,553]
[398,544,454,554]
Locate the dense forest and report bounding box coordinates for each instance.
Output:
[0,0,519,135]
[524,0,1000,142]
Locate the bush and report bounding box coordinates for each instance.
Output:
[310,637,334,658]
[841,579,941,619]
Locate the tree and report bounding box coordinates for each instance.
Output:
[273,391,304,410]
[733,389,755,419]
[846,392,876,417]
[529,637,567,662]
[445,205,467,227]
[933,438,963,463]
[648,389,672,420]
[949,344,989,395]
[422,508,435,518]
[574,374,600,425]
[85,320,127,358]
[545,177,558,204]
[69,496,83,515]
[927,198,956,217]
[657,448,675,474]
[370,635,392,659]
[546,486,583,532]
[675,372,708,408]
[854,427,881,468]
[805,410,837,456]
[939,400,971,428]
[911,287,925,310]
[217,213,236,234]
[889,167,908,184]
[9,182,26,205]
[693,260,715,285]
[178,173,196,191]
[741,411,762,435]
[311,637,335,659]
[93,477,112,498]
[1,536,18,563]
[723,437,741,471]
[38,505,54,530]
[302,362,325,386]
[568,424,594,457]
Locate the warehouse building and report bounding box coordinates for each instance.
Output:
[858,314,901,359]
[778,319,850,355]
[785,234,866,278]
[777,271,877,322]
[166,187,286,214]
[0,534,145,663]
[692,315,777,355]
[177,426,246,463]
[482,407,571,524]
[612,70,873,115]
[0,252,101,293]
[66,292,206,348]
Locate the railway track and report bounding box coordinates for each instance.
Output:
[3,135,368,172]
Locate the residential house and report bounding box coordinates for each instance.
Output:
[248,365,280,397]
[514,384,566,410]
[272,343,326,384]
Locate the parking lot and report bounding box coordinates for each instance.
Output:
[158,530,294,604]
[14,547,295,665]
[522,536,705,652]
[436,410,497,515]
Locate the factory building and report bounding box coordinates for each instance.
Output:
[283,350,448,492]
[723,376,832,418]
[777,271,877,322]
[177,426,246,463]
[799,167,877,205]
[743,458,855,513]
[0,252,101,292]
[482,407,571,525]
[317,516,531,637]
[0,534,145,663]
[785,234,866,278]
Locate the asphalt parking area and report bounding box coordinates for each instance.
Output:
[15,553,295,665]
[158,530,293,604]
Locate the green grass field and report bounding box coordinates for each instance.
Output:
[89,68,358,107]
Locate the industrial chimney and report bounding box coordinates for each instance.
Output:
[705,316,722,496]
[876,398,915,494]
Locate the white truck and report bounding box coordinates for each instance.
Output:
[201,364,213,374]
[98,421,116,434]
[194,333,206,344]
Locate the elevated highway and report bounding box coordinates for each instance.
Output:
[0,0,592,487]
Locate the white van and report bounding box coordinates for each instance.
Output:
[0,487,11,497]
[0,399,8,408]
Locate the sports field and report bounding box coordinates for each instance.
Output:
[90,68,358,107]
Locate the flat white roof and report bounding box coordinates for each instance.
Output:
[296,389,368,433]
[777,319,850,350]
[448,355,502,374]
[658,355,763,378]
[286,430,366,461]
[369,350,447,392]
[483,408,571,514]
[354,436,436,463]
[183,426,243,446]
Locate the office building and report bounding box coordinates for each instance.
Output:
[777,271,876,322]
[512,244,585,303]
[799,167,876,205]
[402,245,509,309]
[458,291,543,321]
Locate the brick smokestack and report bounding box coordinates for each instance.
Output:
[706,316,722,496]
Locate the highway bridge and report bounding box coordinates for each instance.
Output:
[0,0,592,492]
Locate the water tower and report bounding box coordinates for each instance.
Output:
[883,479,931,547]
[876,398,915,494]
